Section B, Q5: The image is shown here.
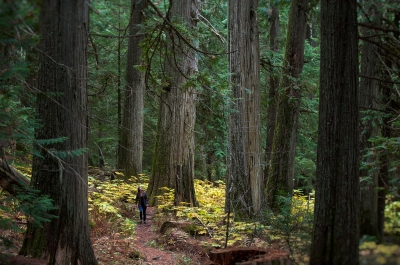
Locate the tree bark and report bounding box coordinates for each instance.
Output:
[264,5,279,188]
[266,0,308,209]
[226,0,263,217]
[117,0,147,178]
[19,0,97,264]
[359,3,380,239]
[147,0,199,207]
[310,0,360,264]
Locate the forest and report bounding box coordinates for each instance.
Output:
[0,0,400,264]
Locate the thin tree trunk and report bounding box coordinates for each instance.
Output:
[117,2,123,171]
[19,0,97,264]
[264,5,279,188]
[377,10,399,242]
[266,0,308,209]
[206,151,213,182]
[226,0,263,217]
[118,0,147,178]
[377,61,392,242]
[359,3,380,239]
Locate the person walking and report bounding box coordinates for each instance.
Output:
[135,186,148,224]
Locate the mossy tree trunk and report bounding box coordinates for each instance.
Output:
[226,0,263,217]
[310,0,360,264]
[266,0,308,209]
[147,0,199,207]
[117,0,147,178]
[19,0,97,264]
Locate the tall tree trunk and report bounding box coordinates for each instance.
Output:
[359,3,380,239]
[310,0,360,264]
[226,0,262,217]
[266,0,308,209]
[19,0,97,264]
[147,0,198,207]
[264,5,279,188]
[118,0,147,178]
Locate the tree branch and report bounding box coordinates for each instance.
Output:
[358,36,400,60]
[358,22,400,34]
[360,74,400,85]
[147,1,226,56]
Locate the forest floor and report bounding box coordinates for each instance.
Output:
[0,206,211,265]
[2,205,400,265]
[91,206,212,265]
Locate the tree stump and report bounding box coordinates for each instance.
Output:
[209,247,291,265]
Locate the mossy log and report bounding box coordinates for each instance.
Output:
[209,247,291,265]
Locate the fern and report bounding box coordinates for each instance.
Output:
[50,148,89,159]
[0,185,57,248]
[12,186,58,227]
[35,137,68,146]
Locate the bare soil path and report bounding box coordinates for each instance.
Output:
[0,207,184,265]
[129,207,177,264]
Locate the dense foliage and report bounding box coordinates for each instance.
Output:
[1,0,400,263]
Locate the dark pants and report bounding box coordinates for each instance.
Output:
[139,205,147,222]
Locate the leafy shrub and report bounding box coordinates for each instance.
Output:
[259,191,314,264]
[384,200,400,236]
[154,180,273,248]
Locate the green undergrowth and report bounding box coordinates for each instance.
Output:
[87,173,149,236]
[357,199,400,264]
[359,241,400,265]
[1,165,400,264]
[89,173,400,264]
[153,180,315,258]
[385,199,400,236]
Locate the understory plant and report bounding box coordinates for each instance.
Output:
[0,184,57,247]
[263,191,314,263]
[88,173,147,236]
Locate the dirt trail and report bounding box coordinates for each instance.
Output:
[131,207,177,264]
[0,207,180,265]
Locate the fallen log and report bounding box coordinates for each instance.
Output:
[0,158,30,194]
[160,219,213,238]
[160,221,189,234]
[209,247,291,265]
